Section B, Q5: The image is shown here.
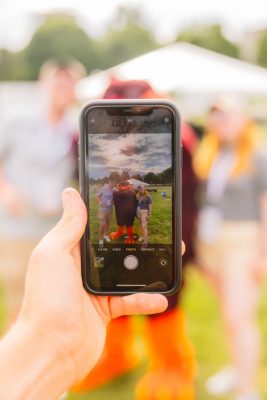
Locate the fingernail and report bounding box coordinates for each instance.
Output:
[62,189,72,208]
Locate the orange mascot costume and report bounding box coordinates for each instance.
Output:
[110,181,137,244]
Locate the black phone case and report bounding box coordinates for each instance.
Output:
[79,99,182,295]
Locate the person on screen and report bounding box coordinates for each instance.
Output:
[194,97,267,400]
[137,185,152,245]
[96,180,114,246]
[110,181,137,244]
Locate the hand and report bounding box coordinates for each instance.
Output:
[0,183,26,216]
[19,188,168,388]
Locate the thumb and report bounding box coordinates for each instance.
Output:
[50,188,87,249]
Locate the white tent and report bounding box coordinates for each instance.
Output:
[127,178,149,188]
[77,42,267,99]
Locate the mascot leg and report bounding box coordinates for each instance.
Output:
[71,316,140,392]
[135,308,196,400]
[125,225,135,244]
[110,225,124,240]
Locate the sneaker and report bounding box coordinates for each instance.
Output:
[99,239,104,246]
[138,236,144,242]
[104,235,111,242]
[205,365,238,396]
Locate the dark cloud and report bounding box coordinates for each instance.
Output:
[120,135,153,156]
[89,154,108,164]
[120,142,149,156]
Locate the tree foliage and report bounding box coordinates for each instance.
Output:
[97,6,158,69]
[176,24,239,58]
[0,8,158,81]
[257,30,267,68]
[22,15,99,80]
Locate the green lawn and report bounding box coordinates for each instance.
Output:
[1,268,267,399]
[89,185,172,244]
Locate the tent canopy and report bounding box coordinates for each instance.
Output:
[127,178,149,188]
[78,42,267,98]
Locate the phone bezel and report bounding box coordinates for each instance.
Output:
[79,99,182,295]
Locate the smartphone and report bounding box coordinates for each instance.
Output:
[79,99,182,295]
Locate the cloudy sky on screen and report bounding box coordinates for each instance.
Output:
[88,133,172,179]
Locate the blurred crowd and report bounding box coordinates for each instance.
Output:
[0,60,267,400]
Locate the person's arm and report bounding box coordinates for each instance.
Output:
[0,120,25,215]
[247,150,267,281]
[96,188,102,204]
[253,151,267,280]
[0,320,73,400]
[0,168,25,215]
[250,192,267,283]
[148,196,152,217]
[0,188,168,400]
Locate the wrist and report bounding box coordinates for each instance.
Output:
[0,318,75,400]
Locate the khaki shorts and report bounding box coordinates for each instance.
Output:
[99,210,112,225]
[0,238,38,319]
[196,221,261,278]
[138,209,149,227]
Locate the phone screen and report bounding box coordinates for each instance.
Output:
[83,104,179,293]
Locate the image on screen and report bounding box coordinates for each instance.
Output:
[88,132,172,247]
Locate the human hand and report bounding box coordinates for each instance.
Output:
[0,182,26,216]
[19,188,168,389]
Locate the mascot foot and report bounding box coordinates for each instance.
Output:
[110,226,124,240]
[71,316,140,392]
[125,226,135,244]
[136,369,195,400]
[135,308,196,400]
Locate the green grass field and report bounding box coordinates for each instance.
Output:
[89,185,172,244]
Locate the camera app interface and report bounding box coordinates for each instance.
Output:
[87,107,174,292]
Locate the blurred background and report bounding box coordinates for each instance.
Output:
[1,1,267,400]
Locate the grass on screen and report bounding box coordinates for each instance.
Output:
[89,185,172,244]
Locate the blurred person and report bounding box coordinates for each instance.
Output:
[96,180,114,246]
[72,80,198,400]
[0,188,168,399]
[137,185,152,244]
[0,59,85,324]
[194,97,267,400]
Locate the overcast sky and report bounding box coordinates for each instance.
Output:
[88,133,172,179]
[1,0,267,50]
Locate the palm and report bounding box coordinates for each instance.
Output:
[21,188,167,386]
